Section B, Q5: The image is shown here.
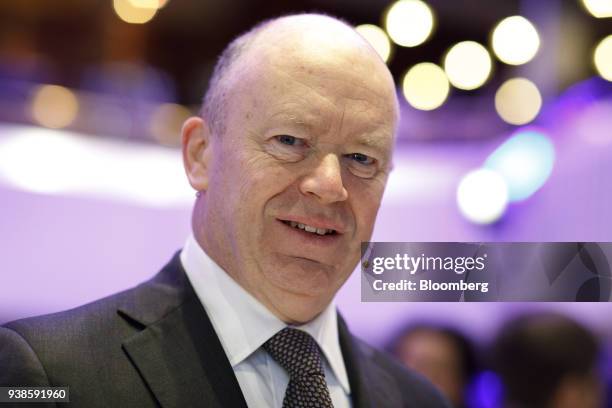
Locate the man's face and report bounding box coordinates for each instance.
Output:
[197,39,397,322]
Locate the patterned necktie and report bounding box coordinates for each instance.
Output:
[263,327,334,408]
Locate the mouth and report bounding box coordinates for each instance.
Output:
[279,220,338,236]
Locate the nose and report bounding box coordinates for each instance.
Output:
[299,154,349,204]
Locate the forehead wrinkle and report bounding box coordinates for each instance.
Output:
[271,54,391,105]
[255,68,395,151]
[266,63,394,132]
[231,19,398,147]
[264,98,333,134]
[251,27,393,98]
[356,136,392,155]
[273,67,342,109]
[214,14,399,135]
[236,27,397,116]
[266,111,316,133]
[336,104,346,141]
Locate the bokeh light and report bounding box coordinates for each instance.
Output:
[491,16,540,65]
[594,35,612,81]
[385,0,435,47]
[149,103,192,145]
[129,0,171,8]
[0,127,191,205]
[356,24,393,63]
[402,62,450,110]
[495,78,542,125]
[0,128,87,194]
[484,129,555,201]
[127,0,159,7]
[582,0,612,18]
[30,85,79,129]
[113,0,158,24]
[444,41,492,90]
[456,168,509,225]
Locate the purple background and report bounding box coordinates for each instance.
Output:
[2,87,612,347]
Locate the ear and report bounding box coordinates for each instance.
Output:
[181,116,213,192]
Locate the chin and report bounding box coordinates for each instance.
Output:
[275,295,332,325]
[263,274,336,324]
[265,259,339,296]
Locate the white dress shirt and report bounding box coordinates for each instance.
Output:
[180,235,352,408]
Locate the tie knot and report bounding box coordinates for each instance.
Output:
[263,328,325,379]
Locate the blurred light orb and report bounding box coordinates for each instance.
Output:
[582,0,612,18]
[491,16,540,65]
[149,103,192,146]
[31,85,79,129]
[356,24,393,63]
[495,78,542,125]
[457,168,509,225]
[113,0,158,24]
[129,0,170,9]
[127,0,158,7]
[484,129,555,201]
[402,62,450,110]
[594,35,612,81]
[444,41,492,90]
[385,0,435,47]
[572,101,612,145]
[0,129,87,194]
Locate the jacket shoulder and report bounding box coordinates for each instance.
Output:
[5,283,143,343]
[3,251,187,344]
[0,253,189,388]
[0,326,52,387]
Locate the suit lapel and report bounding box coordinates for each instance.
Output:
[117,253,404,408]
[118,253,248,408]
[338,314,403,408]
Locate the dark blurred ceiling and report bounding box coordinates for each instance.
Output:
[0,0,609,106]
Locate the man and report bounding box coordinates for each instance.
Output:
[388,325,478,408]
[0,14,448,408]
[492,312,604,408]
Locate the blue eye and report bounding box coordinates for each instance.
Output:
[277,135,300,146]
[348,153,375,165]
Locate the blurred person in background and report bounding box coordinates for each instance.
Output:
[492,312,604,408]
[387,324,478,408]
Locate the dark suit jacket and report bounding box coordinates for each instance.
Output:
[0,252,449,408]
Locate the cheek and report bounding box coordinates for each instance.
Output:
[234,153,299,216]
[346,177,386,236]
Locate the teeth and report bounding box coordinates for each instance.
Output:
[285,220,335,235]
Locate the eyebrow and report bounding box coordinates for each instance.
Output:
[266,110,322,132]
[352,134,392,157]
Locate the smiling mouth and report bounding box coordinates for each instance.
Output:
[280,220,337,236]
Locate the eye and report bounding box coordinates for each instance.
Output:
[344,152,379,179]
[267,135,309,163]
[275,135,306,147]
[347,153,376,166]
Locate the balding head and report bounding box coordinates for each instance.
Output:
[202,13,398,138]
[183,13,398,323]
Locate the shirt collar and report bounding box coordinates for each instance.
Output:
[180,234,351,394]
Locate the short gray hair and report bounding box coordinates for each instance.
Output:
[200,19,272,137]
